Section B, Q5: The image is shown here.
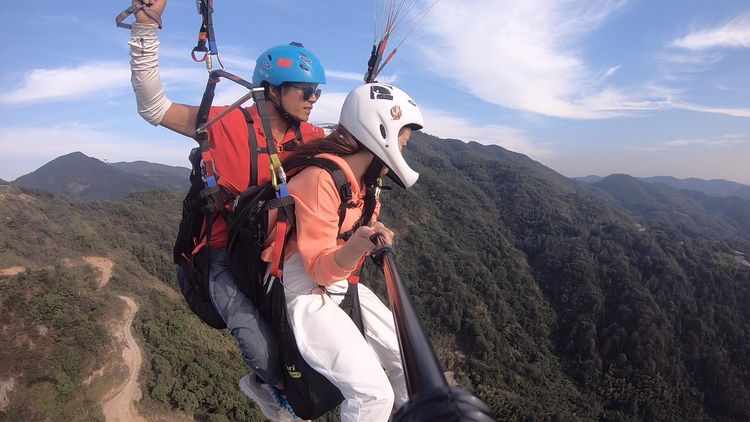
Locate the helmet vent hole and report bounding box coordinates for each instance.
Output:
[299,63,310,72]
[379,124,386,139]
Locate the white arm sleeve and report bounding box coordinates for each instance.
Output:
[129,23,173,126]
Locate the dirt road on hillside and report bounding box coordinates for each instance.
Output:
[81,257,145,421]
[102,295,145,422]
[0,266,25,276]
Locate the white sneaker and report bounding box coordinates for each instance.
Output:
[238,375,294,422]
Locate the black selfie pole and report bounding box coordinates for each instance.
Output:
[370,236,495,421]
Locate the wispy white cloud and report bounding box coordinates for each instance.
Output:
[671,101,750,118]
[417,0,661,119]
[326,70,364,81]
[0,62,130,105]
[0,123,194,180]
[595,65,621,84]
[655,22,750,118]
[39,14,80,25]
[658,51,723,66]
[654,50,725,81]
[575,88,665,113]
[304,87,552,158]
[309,92,349,125]
[672,13,750,50]
[630,133,749,152]
[0,50,375,110]
[0,124,190,159]
[421,108,552,158]
[161,67,208,86]
[666,134,748,147]
[0,59,216,107]
[207,46,257,72]
[208,83,253,109]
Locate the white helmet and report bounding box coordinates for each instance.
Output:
[339,83,424,188]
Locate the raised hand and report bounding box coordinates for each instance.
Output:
[133,0,167,25]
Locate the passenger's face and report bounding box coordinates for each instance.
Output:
[398,127,412,151]
[380,127,413,176]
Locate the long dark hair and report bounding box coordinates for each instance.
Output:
[283,125,364,171]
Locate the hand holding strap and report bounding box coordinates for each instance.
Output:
[116,1,163,29]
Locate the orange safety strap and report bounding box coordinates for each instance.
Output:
[190,210,214,257]
[191,237,207,256]
[270,220,288,278]
[200,150,218,180]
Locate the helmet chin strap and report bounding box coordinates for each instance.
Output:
[362,155,388,226]
[365,153,408,189]
[363,155,386,187]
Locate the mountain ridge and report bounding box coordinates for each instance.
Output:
[574,173,750,200]
[12,152,189,200]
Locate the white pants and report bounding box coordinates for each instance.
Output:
[280,253,407,421]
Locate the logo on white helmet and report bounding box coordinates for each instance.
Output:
[370,85,393,100]
[390,106,402,120]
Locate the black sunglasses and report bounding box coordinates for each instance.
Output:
[286,84,322,101]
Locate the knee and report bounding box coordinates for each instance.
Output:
[378,385,395,411]
[234,327,272,358]
[355,372,395,412]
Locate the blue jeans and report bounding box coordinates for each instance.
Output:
[208,248,281,386]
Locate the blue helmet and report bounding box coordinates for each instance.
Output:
[252,42,326,86]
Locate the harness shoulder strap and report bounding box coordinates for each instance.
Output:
[196,76,219,140]
[293,158,353,232]
[239,107,259,186]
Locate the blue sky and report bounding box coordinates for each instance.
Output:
[1,0,749,184]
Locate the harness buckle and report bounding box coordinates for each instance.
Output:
[191,48,208,63]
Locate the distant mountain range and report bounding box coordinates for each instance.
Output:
[575,174,750,200]
[589,174,750,241]
[12,152,190,200]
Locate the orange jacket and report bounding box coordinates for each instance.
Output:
[264,153,380,286]
[204,104,324,249]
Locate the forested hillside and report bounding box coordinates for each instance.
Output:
[1,133,749,421]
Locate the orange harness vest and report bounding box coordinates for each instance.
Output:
[200,104,324,250]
